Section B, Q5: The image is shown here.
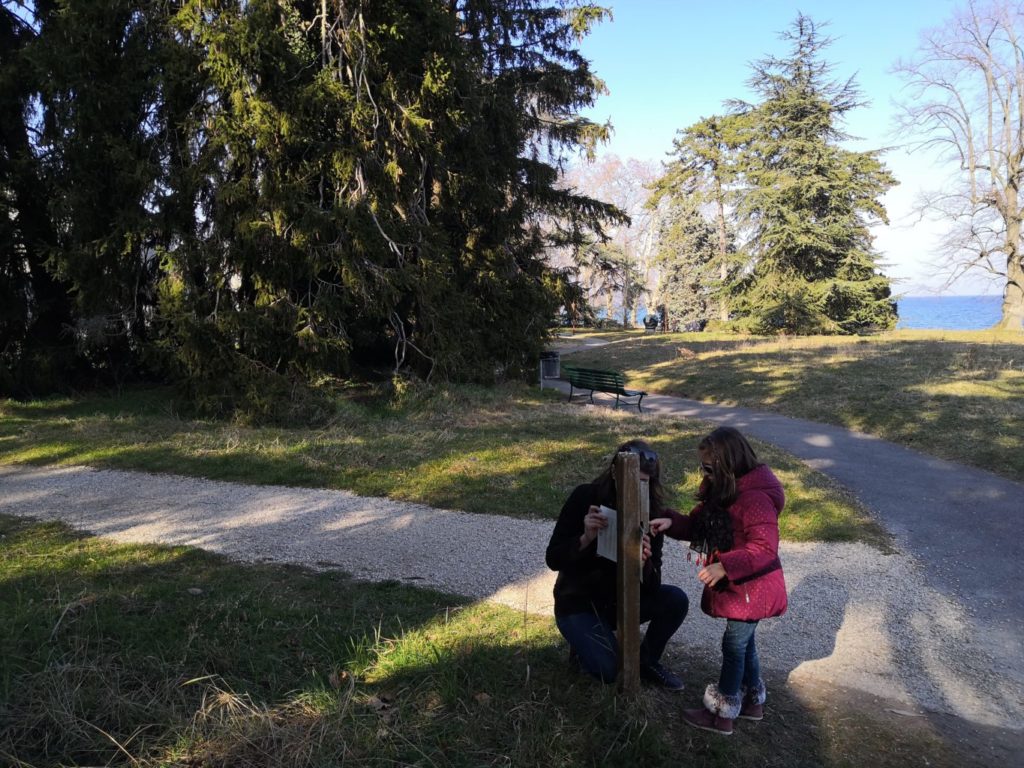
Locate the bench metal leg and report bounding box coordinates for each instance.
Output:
[637,394,644,413]
[567,383,575,403]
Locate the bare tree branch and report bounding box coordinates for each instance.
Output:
[894,0,1024,328]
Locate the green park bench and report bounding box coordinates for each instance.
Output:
[563,366,647,412]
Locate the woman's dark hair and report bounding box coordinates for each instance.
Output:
[696,426,761,509]
[591,439,667,516]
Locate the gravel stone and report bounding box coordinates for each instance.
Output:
[1,463,1021,730]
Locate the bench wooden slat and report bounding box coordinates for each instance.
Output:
[563,366,646,412]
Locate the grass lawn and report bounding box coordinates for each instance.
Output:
[0,515,985,768]
[560,329,1024,481]
[0,384,884,545]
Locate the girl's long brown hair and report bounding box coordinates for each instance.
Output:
[696,426,761,508]
[591,439,667,516]
[689,427,760,558]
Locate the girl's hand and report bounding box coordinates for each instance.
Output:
[649,517,672,535]
[580,506,608,547]
[697,562,727,587]
[641,533,652,563]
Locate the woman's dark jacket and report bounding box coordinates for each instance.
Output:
[545,482,663,617]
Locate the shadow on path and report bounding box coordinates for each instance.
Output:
[541,377,1024,693]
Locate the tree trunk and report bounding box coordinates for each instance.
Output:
[995,251,1024,331]
[716,190,729,321]
[5,114,77,392]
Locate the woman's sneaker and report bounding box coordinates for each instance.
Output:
[639,662,685,692]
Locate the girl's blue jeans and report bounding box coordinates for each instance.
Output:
[719,618,761,696]
[555,585,689,683]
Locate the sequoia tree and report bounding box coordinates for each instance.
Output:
[731,15,898,334]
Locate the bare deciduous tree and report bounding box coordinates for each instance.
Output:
[563,155,663,325]
[895,0,1024,330]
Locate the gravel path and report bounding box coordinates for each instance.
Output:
[2,462,1021,732]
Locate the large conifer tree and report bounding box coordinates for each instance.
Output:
[653,115,742,322]
[653,194,726,331]
[1,1,618,415]
[155,0,617,416]
[0,2,80,394]
[731,15,897,334]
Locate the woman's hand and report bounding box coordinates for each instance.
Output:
[649,517,672,535]
[580,505,608,548]
[697,561,727,587]
[641,533,652,563]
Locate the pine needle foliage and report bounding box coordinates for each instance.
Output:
[653,195,728,330]
[730,14,898,334]
[0,1,619,417]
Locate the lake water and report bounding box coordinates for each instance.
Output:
[621,295,1004,331]
[896,295,1003,331]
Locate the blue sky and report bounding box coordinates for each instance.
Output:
[576,0,998,296]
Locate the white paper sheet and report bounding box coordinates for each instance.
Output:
[596,505,617,562]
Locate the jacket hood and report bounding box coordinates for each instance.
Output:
[736,464,785,514]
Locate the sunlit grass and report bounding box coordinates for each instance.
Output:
[0,514,664,767]
[563,330,1024,480]
[0,515,979,768]
[0,385,884,545]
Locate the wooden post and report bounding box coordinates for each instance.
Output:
[615,452,643,695]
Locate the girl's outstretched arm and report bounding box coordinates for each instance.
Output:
[649,503,701,541]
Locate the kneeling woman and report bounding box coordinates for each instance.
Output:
[545,440,689,690]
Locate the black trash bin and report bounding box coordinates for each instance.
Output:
[540,350,560,379]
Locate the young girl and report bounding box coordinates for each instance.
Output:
[650,426,787,735]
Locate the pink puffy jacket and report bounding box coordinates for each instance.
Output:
[664,464,787,621]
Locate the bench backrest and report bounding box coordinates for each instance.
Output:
[565,366,626,391]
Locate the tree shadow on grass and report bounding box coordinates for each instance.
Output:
[0,514,674,767]
[0,395,714,524]
[0,514,483,766]
[655,570,1021,767]
[3,513,1015,768]
[564,337,1024,479]
[0,377,884,555]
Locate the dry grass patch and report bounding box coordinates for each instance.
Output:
[0,384,884,544]
[563,330,1024,480]
[1,516,1003,768]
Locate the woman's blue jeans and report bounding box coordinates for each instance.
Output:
[555,585,689,684]
[718,619,761,697]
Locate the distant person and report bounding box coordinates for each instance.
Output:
[545,440,689,690]
[650,426,787,735]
